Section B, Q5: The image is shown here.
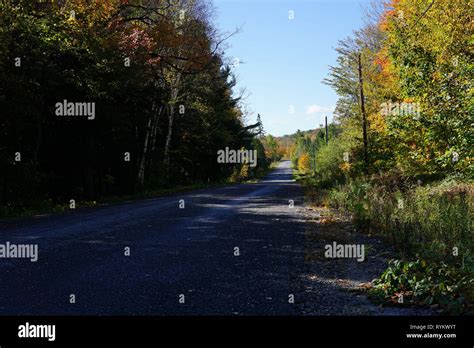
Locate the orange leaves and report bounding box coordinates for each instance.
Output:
[339,162,351,173]
[298,153,311,174]
[373,47,394,80]
[379,0,402,31]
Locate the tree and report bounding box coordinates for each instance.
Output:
[265,134,279,161]
[0,0,268,215]
[298,153,311,174]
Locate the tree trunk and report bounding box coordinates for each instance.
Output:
[32,118,42,173]
[358,53,369,176]
[138,98,164,185]
[164,73,182,180]
[151,105,164,153]
[137,118,151,185]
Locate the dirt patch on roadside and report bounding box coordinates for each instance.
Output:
[295,205,434,315]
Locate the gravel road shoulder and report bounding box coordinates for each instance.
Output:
[295,204,434,315]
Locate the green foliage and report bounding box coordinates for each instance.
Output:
[263,134,281,162]
[326,178,473,313]
[369,257,473,314]
[315,123,362,183]
[290,125,339,175]
[309,0,474,313]
[384,0,473,176]
[0,0,268,216]
[327,178,473,256]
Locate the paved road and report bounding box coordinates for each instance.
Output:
[0,161,308,315]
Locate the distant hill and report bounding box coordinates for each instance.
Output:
[265,128,325,159]
[275,128,324,149]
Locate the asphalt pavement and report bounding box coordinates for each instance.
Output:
[0,160,308,315]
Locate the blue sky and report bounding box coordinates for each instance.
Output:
[213,0,370,136]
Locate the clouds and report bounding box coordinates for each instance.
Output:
[306,104,334,115]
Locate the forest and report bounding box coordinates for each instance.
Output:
[288,0,473,313]
[0,0,472,315]
[0,0,269,217]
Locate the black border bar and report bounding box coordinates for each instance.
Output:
[0,315,472,346]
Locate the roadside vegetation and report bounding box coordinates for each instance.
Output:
[0,1,275,218]
[290,0,473,314]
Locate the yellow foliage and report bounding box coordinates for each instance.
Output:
[339,162,351,172]
[369,112,387,134]
[298,153,311,174]
[239,163,250,180]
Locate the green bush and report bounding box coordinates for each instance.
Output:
[369,257,474,314]
[325,177,473,313]
[327,179,473,258]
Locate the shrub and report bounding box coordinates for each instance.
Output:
[369,257,474,314]
[297,153,311,174]
[326,177,473,313]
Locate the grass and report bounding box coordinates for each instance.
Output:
[295,167,474,314]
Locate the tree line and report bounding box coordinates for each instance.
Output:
[291,0,472,313]
[0,0,268,215]
[292,0,472,182]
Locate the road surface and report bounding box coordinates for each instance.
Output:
[0,161,308,315]
[0,161,433,316]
